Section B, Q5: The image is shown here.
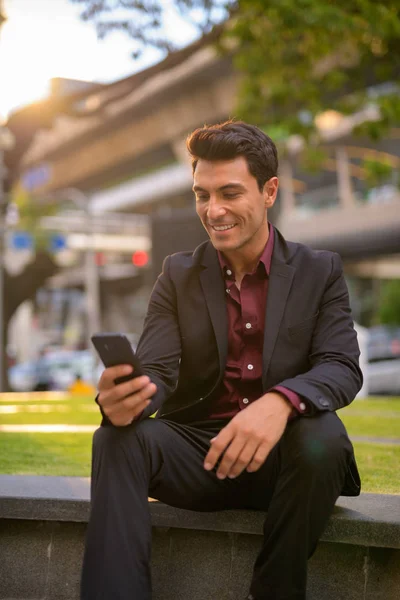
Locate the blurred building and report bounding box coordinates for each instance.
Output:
[8,29,400,354]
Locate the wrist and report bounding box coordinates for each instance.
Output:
[259,392,293,418]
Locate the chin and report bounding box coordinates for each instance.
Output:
[206,226,242,251]
[211,239,238,252]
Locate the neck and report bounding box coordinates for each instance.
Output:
[223,221,270,277]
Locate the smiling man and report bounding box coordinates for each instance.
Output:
[81,121,362,600]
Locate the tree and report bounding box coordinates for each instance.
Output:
[2,251,59,389]
[1,185,60,390]
[71,0,233,56]
[1,3,61,390]
[71,0,400,139]
[378,280,400,326]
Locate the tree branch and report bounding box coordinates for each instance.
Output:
[4,252,59,320]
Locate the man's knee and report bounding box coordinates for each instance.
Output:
[282,412,352,472]
[93,423,127,453]
[92,418,162,456]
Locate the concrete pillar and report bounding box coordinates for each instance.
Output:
[336,146,355,208]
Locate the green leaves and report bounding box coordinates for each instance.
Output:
[378,280,400,326]
[70,0,400,140]
[12,186,58,250]
[71,0,234,56]
[230,0,400,139]
[362,157,394,188]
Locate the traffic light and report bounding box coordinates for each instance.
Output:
[132,250,149,267]
[95,252,106,266]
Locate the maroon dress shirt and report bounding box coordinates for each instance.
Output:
[208,225,307,420]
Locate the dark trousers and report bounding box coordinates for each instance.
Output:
[81,412,354,600]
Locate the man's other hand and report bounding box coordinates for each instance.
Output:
[97,365,157,427]
[204,392,292,479]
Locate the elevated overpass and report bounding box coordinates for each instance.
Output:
[278,190,400,260]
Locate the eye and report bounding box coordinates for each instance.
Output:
[223,193,240,199]
[196,194,209,202]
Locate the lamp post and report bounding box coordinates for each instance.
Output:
[0,125,16,391]
[50,188,101,354]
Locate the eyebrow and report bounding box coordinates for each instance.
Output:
[192,183,246,193]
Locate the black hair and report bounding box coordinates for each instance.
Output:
[186,120,278,191]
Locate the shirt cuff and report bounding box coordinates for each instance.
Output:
[271,386,309,416]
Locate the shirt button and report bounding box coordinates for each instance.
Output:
[226,269,232,276]
[247,364,254,370]
[299,402,306,411]
[245,322,252,329]
[243,398,249,404]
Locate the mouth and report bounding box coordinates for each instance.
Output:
[209,223,237,232]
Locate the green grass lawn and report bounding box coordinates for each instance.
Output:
[0,432,93,476]
[0,393,399,493]
[339,397,400,440]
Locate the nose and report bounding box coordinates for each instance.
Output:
[206,197,226,222]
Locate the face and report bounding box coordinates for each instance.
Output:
[193,156,278,255]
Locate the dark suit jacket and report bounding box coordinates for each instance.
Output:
[136,226,362,420]
[132,226,362,494]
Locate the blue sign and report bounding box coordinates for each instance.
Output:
[22,164,51,192]
[49,233,67,253]
[10,231,34,251]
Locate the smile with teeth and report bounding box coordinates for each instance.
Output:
[211,224,236,231]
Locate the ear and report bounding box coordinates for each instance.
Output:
[263,177,279,209]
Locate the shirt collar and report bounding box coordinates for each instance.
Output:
[217,223,275,279]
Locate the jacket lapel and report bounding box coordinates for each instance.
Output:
[262,230,295,388]
[199,243,228,375]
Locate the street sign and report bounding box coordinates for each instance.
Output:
[49,233,67,253]
[40,210,150,236]
[10,231,34,251]
[22,164,51,192]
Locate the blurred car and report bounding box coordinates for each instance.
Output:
[365,358,400,396]
[8,349,102,392]
[365,326,400,395]
[367,325,400,363]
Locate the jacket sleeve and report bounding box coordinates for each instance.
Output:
[134,254,182,419]
[276,253,363,413]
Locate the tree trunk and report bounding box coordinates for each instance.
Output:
[2,251,59,392]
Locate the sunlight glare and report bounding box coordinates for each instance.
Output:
[0,1,56,116]
[0,0,200,119]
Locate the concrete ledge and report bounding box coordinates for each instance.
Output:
[1,475,400,600]
[0,475,399,549]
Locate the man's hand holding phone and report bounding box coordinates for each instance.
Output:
[97,365,157,427]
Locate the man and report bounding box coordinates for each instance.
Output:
[81,121,362,600]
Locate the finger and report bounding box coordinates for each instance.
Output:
[98,365,133,390]
[246,442,271,473]
[119,382,157,412]
[104,381,156,415]
[99,375,151,408]
[110,398,152,426]
[216,435,247,480]
[204,426,234,472]
[116,376,154,401]
[226,439,259,479]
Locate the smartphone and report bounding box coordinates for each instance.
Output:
[91,333,144,385]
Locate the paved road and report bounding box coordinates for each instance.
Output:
[351,435,400,446]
